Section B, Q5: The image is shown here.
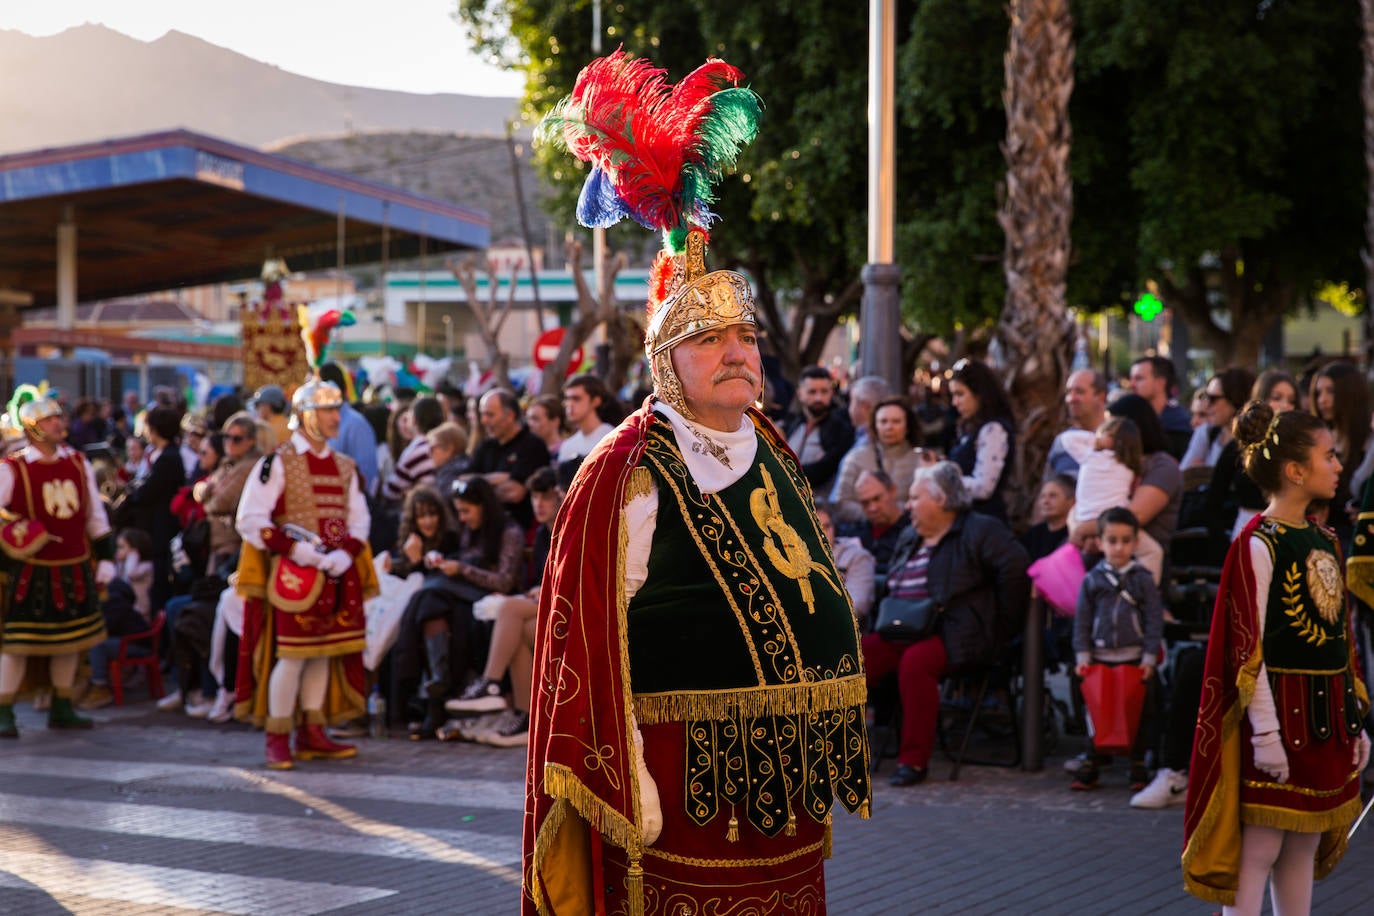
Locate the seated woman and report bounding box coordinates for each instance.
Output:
[861,461,1029,786]
[394,476,524,739]
[831,396,922,518]
[814,500,876,622]
[443,467,563,747]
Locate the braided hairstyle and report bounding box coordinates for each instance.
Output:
[1233,400,1326,497]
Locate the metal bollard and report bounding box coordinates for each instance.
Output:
[1021,593,1045,771]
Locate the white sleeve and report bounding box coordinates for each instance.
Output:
[0,461,13,508]
[1246,536,1280,734]
[962,422,1009,500]
[83,455,112,541]
[347,465,371,542]
[235,456,284,550]
[1180,425,1211,470]
[623,484,659,602]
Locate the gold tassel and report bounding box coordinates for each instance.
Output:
[860,798,871,819]
[627,856,645,916]
[823,815,833,859]
[785,810,797,837]
[727,813,740,843]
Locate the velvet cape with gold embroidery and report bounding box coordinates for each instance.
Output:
[1182,514,1366,905]
[521,401,871,915]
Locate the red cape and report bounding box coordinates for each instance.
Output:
[522,401,806,915]
[1182,514,1366,904]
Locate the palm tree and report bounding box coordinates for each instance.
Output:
[996,0,1075,523]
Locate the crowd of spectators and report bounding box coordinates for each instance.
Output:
[21,348,1374,794]
[17,369,626,750]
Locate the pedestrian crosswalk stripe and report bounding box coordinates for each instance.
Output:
[0,753,526,811]
[0,849,395,916]
[0,790,524,870]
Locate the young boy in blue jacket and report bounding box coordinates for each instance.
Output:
[1071,506,1164,791]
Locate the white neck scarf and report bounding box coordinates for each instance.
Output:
[653,401,757,494]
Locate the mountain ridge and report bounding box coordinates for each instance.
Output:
[0,24,521,154]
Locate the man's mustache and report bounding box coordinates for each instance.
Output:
[712,369,761,386]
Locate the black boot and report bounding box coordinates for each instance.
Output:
[419,633,451,700]
[409,697,446,741]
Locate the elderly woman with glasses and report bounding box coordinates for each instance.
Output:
[195,411,265,579]
[861,461,1029,787]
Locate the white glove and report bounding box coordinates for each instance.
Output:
[1355,731,1371,772]
[321,549,353,578]
[632,727,663,846]
[289,542,323,568]
[1251,731,1290,783]
[95,560,117,586]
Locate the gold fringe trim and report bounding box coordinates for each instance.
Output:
[644,839,825,869]
[627,857,645,916]
[1181,689,1249,907]
[265,715,294,735]
[1241,796,1363,835]
[624,465,654,504]
[543,763,641,854]
[633,676,867,725]
[528,798,568,916]
[1346,555,1374,608]
[1243,773,1361,798]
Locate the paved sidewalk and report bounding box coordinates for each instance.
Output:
[0,700,1368,914]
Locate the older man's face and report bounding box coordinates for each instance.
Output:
[479,394,518,439]
[669,324,762,430]
[854,473,901,526]
[1064,371,1105,426]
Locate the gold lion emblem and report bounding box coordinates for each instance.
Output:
[1306,550,1343,625]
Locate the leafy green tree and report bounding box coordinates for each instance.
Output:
[457,1,873,382]
[1073,0,1365,367]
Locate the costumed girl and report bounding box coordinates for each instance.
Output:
[1183,401,1370,914]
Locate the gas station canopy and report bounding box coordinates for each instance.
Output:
[0,129,490,308]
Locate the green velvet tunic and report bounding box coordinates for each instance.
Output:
[626,419,869,836]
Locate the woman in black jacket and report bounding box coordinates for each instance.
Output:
[862,461,1029,786]
[118,406,185,613]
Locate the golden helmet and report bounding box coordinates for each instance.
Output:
[288,377,344,439]
[6,385,63,441]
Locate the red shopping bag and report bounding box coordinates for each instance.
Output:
[1080,664,1147,755]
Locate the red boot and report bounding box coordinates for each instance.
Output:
[265,731,295,770]
[295,722,357,760]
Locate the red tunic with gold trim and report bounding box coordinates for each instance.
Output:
[1184,515,1368,906]
[233,439,377,725]
[0,447,108,655]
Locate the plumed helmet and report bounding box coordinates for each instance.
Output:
[288,377,343,439]
[6,385,63,442]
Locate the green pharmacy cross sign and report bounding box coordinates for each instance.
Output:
[1133,293,1163,322]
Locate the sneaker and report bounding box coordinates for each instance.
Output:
[475,709,530,748]
[329,720,369,739]
[184,699,214,718]
[207,689,234,724]
[436,712,505,742]
[445,677,507,714]
[77,684,113,710]
[1070,761,1100,791]
[1130,767,1188,809]
[156,689,185,712]
[1061,750,1112,773]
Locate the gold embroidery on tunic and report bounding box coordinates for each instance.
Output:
[749,465,839,615]
[1306,550,1342,625]
[1281,563,1332,646]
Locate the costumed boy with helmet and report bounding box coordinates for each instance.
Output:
[0,384,117,737]
[234,305,377,770]
[523,51,871,916]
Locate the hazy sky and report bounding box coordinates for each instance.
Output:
[0,0,525,97]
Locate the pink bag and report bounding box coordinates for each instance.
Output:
[1027,542,1085,618]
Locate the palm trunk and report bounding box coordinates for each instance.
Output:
[996,0,1076,526]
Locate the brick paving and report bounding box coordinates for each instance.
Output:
[0,699,1369,915]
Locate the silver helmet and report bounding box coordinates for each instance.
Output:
[288,378,344,440]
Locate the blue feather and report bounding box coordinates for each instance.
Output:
[576,167,632,228]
